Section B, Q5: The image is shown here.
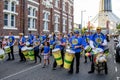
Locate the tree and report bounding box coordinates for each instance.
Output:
[116,24,120,29]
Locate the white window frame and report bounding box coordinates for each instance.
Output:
[55,0,59,8]
[62,1,66,12]
[28,0,40,5]
[43,10,50,32]
[28,5,38,30]
[3,0,18,29]
[54,14,60,32]
[62,17,67,33]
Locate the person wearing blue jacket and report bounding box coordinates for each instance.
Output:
[52,33,66,70]
[83,30,92,63]
[7,32,15,60]
[88,27,108,74]
[18,33,26,62]
[28,31,34,46]
[33,35,41,63]
[68,30,84,74]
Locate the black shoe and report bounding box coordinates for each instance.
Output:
[6,58,11,61]
[88,71,94,74]
[68,71,73,74]
[19,60,23,62]
[52,68,56,70]
[76,70,79,74]
[11,58,15,60]
[34,61,37,63]
[84,61,87,63]
[42,65,46,68]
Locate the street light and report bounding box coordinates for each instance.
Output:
[81,10,86,29]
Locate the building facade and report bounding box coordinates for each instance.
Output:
[0,0,74,35]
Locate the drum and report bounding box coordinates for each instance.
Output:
[27,47,34,61]
[95,54,107,64]
[52,48,63,66]
[85,46,92,52]
[21,46,29,59]
[4,46,11,54]
[64,49,75,69]
[50,45,53,49]
[26,42,30,46]
[0,49,5,60]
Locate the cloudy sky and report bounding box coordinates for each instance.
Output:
[74,0,120,24]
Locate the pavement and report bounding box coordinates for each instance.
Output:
[0,39,120,80]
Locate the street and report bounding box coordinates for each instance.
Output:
[0,39,120,80]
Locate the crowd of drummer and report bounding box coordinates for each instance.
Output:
[0,27,108,74]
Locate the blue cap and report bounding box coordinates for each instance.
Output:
[74,30,79,34]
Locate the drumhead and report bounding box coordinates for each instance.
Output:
[66,49,75,54]
[92,48,103,54]
[0,49,5,55]
[4,46,10,49]
[85,46,91,50]
[26,42,30,46]
[52,48,60,52]
[27,47,33,50]
[21,46,28,51]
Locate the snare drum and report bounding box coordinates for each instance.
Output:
[64,49,75,69]
[27,47,34,61]
[0,49,5,60]
[4,46,11,54]
[85,46,92,52]
[21,46,29,59]
[26,42,30,46]
[52,48,63,66]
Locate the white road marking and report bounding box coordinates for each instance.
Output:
[115,67,118,72]
[0,64,41,80]
[116,77,120,80]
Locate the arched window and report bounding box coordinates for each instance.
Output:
[11,2,15,11]
[4,0,8,10]
[33,8,36,16]
[28,7,32,15]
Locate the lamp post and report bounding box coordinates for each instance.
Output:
[81,10,86,29]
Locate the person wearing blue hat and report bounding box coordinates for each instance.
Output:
[88,27,108,74]
[68,30,85,74]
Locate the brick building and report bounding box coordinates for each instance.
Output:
[0,0,74,36]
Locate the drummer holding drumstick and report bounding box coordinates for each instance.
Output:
[18,33,26,62]
[7,32,16,60]
[68,30,85,74]
[88,27,108,74]
[52,32,66,70]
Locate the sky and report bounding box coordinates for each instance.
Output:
[74,0,120,24]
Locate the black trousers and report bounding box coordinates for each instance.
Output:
[69,52,80,73]
[19,49,26,61]
[0,41,2,48]
[8,46,15,59]
[53,49,64,68]
[34,49,41,62]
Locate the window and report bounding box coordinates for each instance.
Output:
[62,2,66,11]
[11,15,15,27]
[28,6,37,29]
[4,0,8,10]
[11,2,15,11]
[63,18,66,32]
[28,7,32,15]
[33,8,36,16]
[43,11,49,31]
[4,14,8,26]
[55,0,59,8]
[28,18,30,28]
[54,15,59,32]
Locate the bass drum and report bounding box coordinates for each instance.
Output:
[0,49,5,60]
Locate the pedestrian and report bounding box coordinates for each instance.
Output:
[33,35,41,63]
[18,33,26,62]
[88,27,108,74]
[52,33,66,70]
[42,41,50,68]
[7,32,16,60]
[2,37,8,49]
[68,30,84,74]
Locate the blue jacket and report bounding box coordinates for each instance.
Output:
[8,36,15,47]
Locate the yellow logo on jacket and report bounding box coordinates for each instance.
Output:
[72,39,78,45]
